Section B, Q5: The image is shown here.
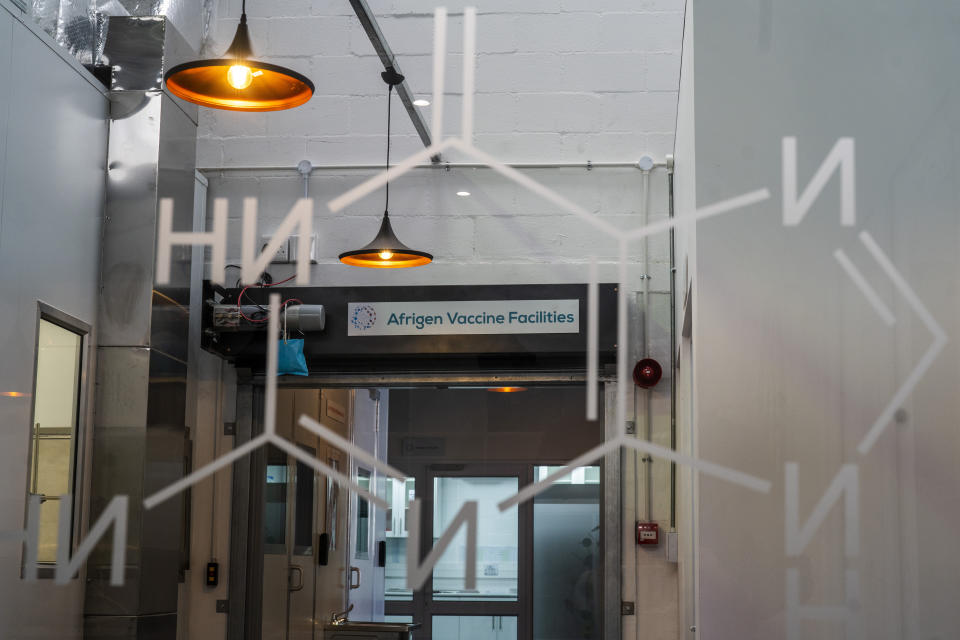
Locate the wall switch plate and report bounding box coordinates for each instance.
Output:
[216,600,229,613]
[288,234,319,264]
[261,235,291,263]
[666,530,679,563]
[622,601,635,616]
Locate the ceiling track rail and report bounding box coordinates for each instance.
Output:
[348,0,439,162]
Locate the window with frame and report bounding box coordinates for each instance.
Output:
[28,316,84,565]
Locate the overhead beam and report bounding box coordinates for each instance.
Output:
[348,0,440,162]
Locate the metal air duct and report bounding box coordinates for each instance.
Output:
[85,16,198,639]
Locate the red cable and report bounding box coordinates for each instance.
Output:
[263,274,297,287]
[237,274,301,324]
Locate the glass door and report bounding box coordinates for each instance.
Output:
[421,465,530,640]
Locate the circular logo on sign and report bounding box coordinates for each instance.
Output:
[351,304,377,331]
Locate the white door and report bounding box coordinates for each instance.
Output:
[261,389,324,640]
[261,443,319,640]
[346,388,389,621]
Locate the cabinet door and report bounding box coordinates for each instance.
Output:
[459,616,497,640]
[496,616,518,639]
[432,616,502,640]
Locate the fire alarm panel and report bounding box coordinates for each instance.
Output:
[637,522,659,546]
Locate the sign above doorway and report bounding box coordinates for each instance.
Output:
[346,300,579,337]
[203,283,616,374]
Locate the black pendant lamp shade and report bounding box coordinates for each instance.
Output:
[164,10,313,111]
[339,69,433,268]
[338,213,432,268]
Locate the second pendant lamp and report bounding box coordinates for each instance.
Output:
[339,69,433,268]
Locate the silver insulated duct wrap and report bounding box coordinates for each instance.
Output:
[26,0,212,67]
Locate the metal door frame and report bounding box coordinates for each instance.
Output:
[383,462,530,639]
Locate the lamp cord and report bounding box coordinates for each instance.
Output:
[385,83,393,215]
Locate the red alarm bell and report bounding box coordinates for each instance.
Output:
[633,358,662,388]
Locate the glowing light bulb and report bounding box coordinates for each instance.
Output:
[227,64,254,90]
[378,250,394,260]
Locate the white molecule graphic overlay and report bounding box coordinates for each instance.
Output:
[8,5,945,608]
[328,6,777,509]
[143,294,407,512]
[835,231,948,455]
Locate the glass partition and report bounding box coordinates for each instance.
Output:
[432,476,519,602]
[263,448,289,555]
[384,477,416,601]
[532,466,601,640]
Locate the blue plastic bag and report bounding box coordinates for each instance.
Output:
[277,339,308,376]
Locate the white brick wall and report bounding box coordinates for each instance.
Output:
[200,1,683,165]
[198,0,684,288]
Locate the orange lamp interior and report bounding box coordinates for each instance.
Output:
[165,61,313,112]
[338,251,433,268]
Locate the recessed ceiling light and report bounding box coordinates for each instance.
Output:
[413,99,430,107]
[456,191,471,197]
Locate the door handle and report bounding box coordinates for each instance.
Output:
[288,565,303,592]
[349,566,361,590]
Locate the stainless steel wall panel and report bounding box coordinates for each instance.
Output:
[98,91,161,347]
[94,346,150,429]
[139,349,187,613]
[88,17,197,637]
[86,348,149,617]
[151,93,198,362]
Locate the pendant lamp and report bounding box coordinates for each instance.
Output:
[339,69,433,268]
[164,1,314,111]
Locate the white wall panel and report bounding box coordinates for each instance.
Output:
[0,4,108,636]
[690,1,960,638]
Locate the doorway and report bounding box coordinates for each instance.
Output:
[245,383,612,640]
